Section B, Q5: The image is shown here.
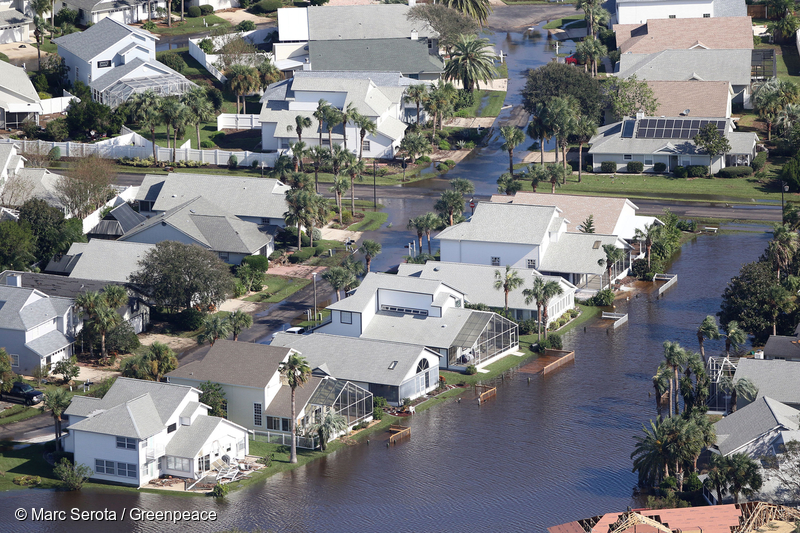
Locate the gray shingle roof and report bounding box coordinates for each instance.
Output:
[0,271,111,298]
[0,286,73,331]
[360,308,493,349]
[327,271,461,312]
[435,202,561,246]
[714,0,747,17]
[377,115,407,141]
[0,61,40,104]
[270,333,437,386]
[25,330,73,357]
[306,5,435,40]
[68,392,165,439]
[764,333,800,359]
[13,168,64,209]
[289,77,394,117]
[264,376,322,417]
[308,39,444,75]
[88,203,146,238]
[166,340,292,389]
[617,49,752,86]
[164,416,223,458]
[539,233,627,275]
[54,17,156,63]
[734,358,800,406]
[0,10,30,28]
[714,396,800,456]
[65,240,154,283]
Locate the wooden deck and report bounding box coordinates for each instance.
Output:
[388,424,410,444]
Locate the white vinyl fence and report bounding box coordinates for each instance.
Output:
[40,90,80,115]
[216,114,260,130]
[188,29,274,84]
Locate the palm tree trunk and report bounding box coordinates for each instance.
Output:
[562,144,568,174]
[366,257,372,272]
[359,130,365,161]
[551,180,556,194]
[654,381,662,415]
[181,0,184,21]
[426,232,432,255]
[674,367,680,415]
[554,136,559,163]
[101,332,107,362]
[167,0,171,27]
[196,123,201,150]
[290,387,297,463]
[578,142,584,182]
[540,137,545,166]
[314,165,319,194]
[543,307,549,339]
[328,129,333,149]
[337,193,343,224]
[151,128,157,161]
[669,378,674,418]
[173,128,178,162]
[166,123,171,150]
[350,176,355,213]
[505,291,509,313]
[416,102,421,125]
[297,225,302,250]
[509,149,514,177]
[698,334,705,361]
[53,418,60,451]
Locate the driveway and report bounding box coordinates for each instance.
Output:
[0,412,53,443]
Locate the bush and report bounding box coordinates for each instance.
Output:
[187,5,201,16]
[13,475,41,486]
[142,20,157,31]
[53,458,92,491]
[55,8,78,26]
[175,308,205,331]
[158,52,185,74]
[673,165,687,178]
[653,162,666,172]
[660,476,678,492]
[206,87,224,112]
[465,364,477,375]
[200,140,214,148]
[591,288,615,306]
[228,154,238,169]
[683,471,703,492]
[626,161,644,173]
[268,250,283,261]
[199,4,214,14]
[751,151,767,172]
[416,155,431,164]
[236,20,256,31]
[341,210,352,225]
[241,255,269,272]
[677,219,698,232]
[518,318,537,335]
[630,258,654,281]
[438,140,451,150]
[48,146,61,160]
[289,249,314,264]
[372,406,383,420]
[106,322,140,354]
[280,226,310,247]
[600,161,616,173]
[687,165,709,177]
[585,164,593,173]
[314,245,326,256]
[211,483,229,498]
[198,38,214,55]
[547,333,563,350]
[718,166,753,178]
[250,0,281,13]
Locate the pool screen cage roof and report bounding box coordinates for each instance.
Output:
[100,74,197,109]
[309,379,373,427]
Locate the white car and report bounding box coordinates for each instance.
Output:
[271,327,305,342]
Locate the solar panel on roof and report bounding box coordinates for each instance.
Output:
[699,120,709,128]
[681,130,692,139]
[717,120,726,128]
[622,120,636,138]
[644,129,655,138]
[656,119,665,128]
[655,128,665,138]
[665,119,674,128]
[691,120,700,128]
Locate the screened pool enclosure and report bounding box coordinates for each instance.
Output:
[448,312,518,367]
[94,74,197,109]
[306,379,374,428]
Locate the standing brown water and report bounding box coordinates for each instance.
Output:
[0,232,769,532]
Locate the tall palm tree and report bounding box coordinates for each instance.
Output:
[499,125,525,178]
[324,107,344,149]
[285,188,313,249]
[633,223,660,269]
[329,174,350,225]
[279,354,311,464]
[575,36,607,76]
[451,178,475,196]
[653,364,671,416]
[661,414,701,489]
[289,141,308,172]
[404,84,429,125]
[434,190,465,226]
[443,34,497,92]
[765,283,795,335]
[420,212,440,255]
[527,102,551,166]
[41,388,71,452]
[102,285,128,310]
[697,315,721,363]
[546,96,578,172]
[76,291,120,362]
[407,216,425,250]
[719,376,758,413]
[769,223,798,280]
[539,280,564,338]
[704,453,729,503]
[288,115,313,144]
[724,320,747,357]
[226,65,260,115]
[424,84,454,137]
[309,145,329,194]
[169,103,191,162]
[443,0,491,26]
[322,266,351,301]
[353,112,377,161]
[229,310,253,341]
[181,87,214,150]
[306,193,328,248]
[573,115,597,182]
[725,453,764,502]
[575,0,600,38]
[339,102,358,154]
[494,265,524,314]
[129,90,162,161]
[631,417,671,487]
[344,152,366,213]
[597,244,625,291]
[662,340,689,418]
[546,164,564,194]
[523,277,546,338]
[359,240,382,272]
[313,99,331,147]
[159,97,181,151]
[197,315,231,346]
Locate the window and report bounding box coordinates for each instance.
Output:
[380,305,428,316]
[75,67,79,80]
[119,463,137,478]
[416,359,430,373]
[623,155,632,160]
[361,140,371,152]
[703,13,710,17]
[166,456,191,472]
[167,423,176,433]
[198,454,210,472]
[668,14,676,18]
[254,403,262,426]
[9,354,18,367]
[388,361,398,370]
[340,311,352,324]
[237,440,245,452]
[95,459,115,475]
[266,416,280,430]
[219,252,229,262]
[281,418,290,432]
[491,257,500,267]
[527,259,536,269]
[97,60,111,68]
[645,158,653,165]
[116,436,136,449]
[281,139,290,149]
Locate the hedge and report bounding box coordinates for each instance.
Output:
[289,249,315,263]
[674,166,687,178]
[199,4,214,14]
[718,166,753,178]
[626,161,644,173]
[241,255,269,272]
[751,151,767,172]
[687,165,709,177]
[187,5,201,16]
[158,52,185,74]
[600,161,616,173]
[653,162,666,172]
[250,0,281,13]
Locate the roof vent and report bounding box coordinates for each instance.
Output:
[411,29,419,41]
[681,109,690,116]
[172,194,177,198]
[593,240,601,249]
[433,267,440,271]
[6,274,21,287]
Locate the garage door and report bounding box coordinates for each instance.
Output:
[0,26,24,45]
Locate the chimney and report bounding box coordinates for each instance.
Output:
[635,111,645,120]
[408,0,416,6]
[6,274,21,287]
[410,29,418,41]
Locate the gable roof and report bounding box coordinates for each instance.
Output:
[135,173,289,220]
[586,505,743,533]
[0,285,73,331]
[435,202,560,246]
[360,307,495,349]
[308,38,445,75]
[734,358,800,405]
[306,5,436,40]
[164,416,225,458]
[60,240,154,283]
[0,270,118,299]
[289,76,394,117]
[26,329,74,358]
[614,16,753,54]
[54,17,156,63]
[764,332,800,360]
[540,233,628,275]
[13,168,64,209]
[68,392,165,439]
[0,61,41,105]
[166,340,293,389]
[87,202,147,238]
[327,271,462,312]
[0,10,30,30]
[617,49,752,86]
[714,396,800,456]
[646,80,732,118]
[264,376,323,417]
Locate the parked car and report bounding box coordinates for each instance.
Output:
[565,55,579,65]
[270,326,306,343]
[1,382,44,405]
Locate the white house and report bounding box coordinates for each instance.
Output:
[316,272,519,371]
[0,4,32,45]
[0,143,25,191]
[63,378,249,487]
[260,71,414,159]
[615,0,746,25]
[0,61,42,129]
[57,0,165,26]
[713,396,800,459]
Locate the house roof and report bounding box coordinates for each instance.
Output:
[0,9,30,29]
[89,57,193,94]
[361,307,497,349]
[539,233,627,275]
[270,333,438,387]
[257,107,346,141]
[68,392,166,439]
[714,396,800,456]
[646,80,732,118]
[377,115,407,141]
[0,285,73,331]
[166,340,293,389]
[308,38,445,75]
[61,240,154,283]
[289,77,394,117]
[764,333,800,359]
[25,329,73,358]
[13,168,64,209]
[264,376,323,417]
[87,202,146,238]
[587,505,743,533]
[326,271,462,312]
[54,17,156,63]
[617,49,752,86]
[0,61,41,106]
[436,202,561,246]
[734,358,800,405]
[164,416,224,458]
[396,261,575,311]
[614,17,753,54]
[0,270,118,299]
[306,5,436,40]
[120,196,272,254]
[136,173,290,221]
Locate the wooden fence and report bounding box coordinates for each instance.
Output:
[388,425,410,444]
[475,385,497,403]
[541,349,575,376]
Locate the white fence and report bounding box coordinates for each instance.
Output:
[81,185,139,233]
[188,29,275,84]
[40,90,80,115]
[217,113,260,130]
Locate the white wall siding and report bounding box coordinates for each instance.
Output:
[617,0,714,24]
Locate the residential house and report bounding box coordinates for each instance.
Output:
[614,16,753,55]
[119,196,273,265]
[549,504,744,533]
[53,18,193,107]
[0,61,41,129]
[57,0,164,26]
[762,324,800,361]
[713,396,800,458]
[588,115,757,173]
[45,240,154,283]
[307,40,444,80]
[62,378,249,487]
[9,168,67,213]
[614,0,746,25]
[260,71,416,159]
[86,202,146,240]
[435,202,633,293]
[645,80,733,119]
[0,143,26,198]
[316,272,519,371]
[166,340,373,442]
[0,270,150,334]
[396,261,576,324]
[733,358,800,410]
[0,274,80,374]
[0,6,32,45]
[135,173,290,228]
[270,333,440,405]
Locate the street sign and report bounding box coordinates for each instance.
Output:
[469,202,476,208]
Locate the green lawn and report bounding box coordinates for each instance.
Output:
[156,47,208,78]
[244,275,311,303]
[756,42,800,81]
[296,309,331,329]
[150,15,230,36]
[455,90,506,118]
[543,14,584,30]
[0,443,62,491]
[347,211,388,231]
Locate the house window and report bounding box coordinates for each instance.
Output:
[645,158,653,165]
[266,416,281,430]
[198,454,210,472]
[527,259,536,269]
[281,418,290,432]
[668,14,676,18]
[166,456,191,472]
[703,13,710,17]
[75,66,79,80]
[119,463,137,478]
[95,460,114,475]
[219,252,229,262]
[97,60,111,68]
[116,436,136,449]
[237,439,245,452]
[623,155,632,160]
[491,257,500,267]
[361,140,371,152]
[340,311,352,324]
[254,403,262,426]
[10,354,18,367]
[281,139,290,150]
[321,139,330,148]
[167,423,176,433]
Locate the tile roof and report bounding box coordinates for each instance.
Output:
[617,49,752,86]
[435,202,561,246]
[308,38,445,75]
[714,396,800,456]
[306,5,435,40]
[539,233,626,275]
[614,16,753,54]
[65,240,154,283]
[646,80,732,118]
[734,358,800,405]
[166,340,292,389]
[54,17,155,63]
[264,376,322,417]
[589,504,742,533]
[164,416,223,458]
[0,285,73,331]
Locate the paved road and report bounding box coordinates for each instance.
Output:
[487,4,578,31]
[0,412,53,443]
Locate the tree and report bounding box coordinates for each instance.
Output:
[764,283,795,336]
[604,75,659,121]
[661,340,689,418]
[769,223,798,280]
[121,342,177,381]
[544,96,577,170]
[229,310,253,341]
[313,410,347,451]
[523,277,546,338]
[696,315,720,363]
[499,125,525,177]
[406,4,479,53]
[313,99,331,147]
[573,115,597,183]
[0,349,14,393]
[159,96,180,151]
[631,417,672,487]
[322,266,352,301]
[31,8,52,71]
[704,453,729,504]
[442,0,491,25]
[538,280,564,338]
[527,102,552,167]
[279,354,311,463]
[404,84,429,125]
[597,244,625,291]
[168,102,191,162]
[546,164,566,194]
[52,357,79,384]
[199,381,227,418]
[419,212,440,255]
[181,87,214,150]
[359,240,382,273]
[129,90,163,161]
[0,172,34,206]
[287,114,313,144]
[768,13,800,43]
[753,78,800,141]
[76,289,125,362]
[345,152,366,213]
[693,123,732,162]
[226,65,260,115]
[451,178,475,196]
[497,173,523,195]
[719,260,782,343]
[580,215,595,233]
[53,458,92,491]
[633,223,660,269]
[494,265,523,314]
[575,0,599,38]
[443,34,496,93]
[0,220,35,270]
[41,388,72,452]
[129,241,235,312]
[55,155,115,219]
[424,82,456,136]
[407,216,426,250]
[661,414,701,489]
[285,188,313,249]
[329,174,350,225]
[725,453,763,502]
[309,145,330,194]
[719,376,758,413]
[399,133,432,163]
[198,315,232,346]
[18,198,85,264]
[723,320,747,357]
[522,62,603,122]
[435,190,465,226]
[574,36,607,77]
[353,112,377,161]
[257,59,281,90]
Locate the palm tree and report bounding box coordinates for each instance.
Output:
[494,265,524,314]
[653,364,671,416]
[77,291,120,362]
[765,283,795,336]
[279,354,311,463]
[257,60,281,90]
[329,175,350,225]
[753,78,800,141]
[404,84,429,125]
[633,223,660,269]
[407,216,425,250]
[768,13,800,44]
[719,376,758,413]
[285,188,313,249]
[724,320,747,357]
[423,85,454,137]
[525,164,547,192]
[420,212,440,255]
[314,99,331,147]
[329,143,349,178]
[687,409,716,470]
[30,0,50,69]
[451,178,475,196]
[345,152,366,213]
[725,453,764,502]
[573,115,597,182]
[289,141,308,172]
[704,453,729,503]
[399,133,432,164]
[575,36,607,76]
[181,87,214,150]
[226,65,260,115]
[339,102,358,154]
[443,34,497,92]
[159,97,181,151]
[575,0,600,38]
[434,190,465,226]
[497,173,523,195]
[306,194,328,248]
[769,223,798,280]
[313,409,347,451]
[696,315,721,363]
[631,417,671,487]
[323,266,352,301]
[443,0,491,26]
[229,310,253,341]
[41,388,71,452]
[661,414,701,489]
[169,102,191,162]
[597,244,625,290]
[324,107,344,149]
[129,90,162,161]
[527,102,551,166]
[271,154,294,183]
[523,277,546,338]
[288,115,313,144]
[546,164,564,194]
[142,342,178,381]
[353,112,377,161]
[545,96,578,171]
[197,315,231,346]
[102,285,128,310]
[359,240,382,272]
[499,125,525,178]
[662,340,689,418]
[309,145,329,194]
[539,280,564,339]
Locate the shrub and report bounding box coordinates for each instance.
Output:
[659,476,678,492]
[142,20,157,31]
[438,140,451,150]
[673,165,687,178]
[314,245,325,256]
[630,258,654,281]
[591,288,615,306]
[268,250,283,261]
[199,4,214,14]
[445,159,455,167]
[585,164,593,172]
[250,0,281,13]
[13,475,41,486]
[228,154,238,169]
[653,162,666,172]
[176,308,205,331]
[236,20,256,31]
[687,165,709,177]
[187,5,201,16]
[198,38,214,54]
[211,483,229,498]
[683,471,703,492]
[518,318,537,335]
[465,364,477,375]
[718,166,753,178]
[55,8,78,26]
[200,140,214,148]
[677,219,698,232]
[751,151,767,172]
[241,255,269,272]
[341,210,352,225]
[547,333,563,350]
[626,161,644,173]
[48,146,61,160]
[372,406,383,420]
[416,155,431,164]
[158,52,185,74]
[53,458,92,491]
[32,73,48,93]
[206,87,224,112]
[288,249,314,263]
[600,161,616,173]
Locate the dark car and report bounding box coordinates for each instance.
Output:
[1,382,44,405]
